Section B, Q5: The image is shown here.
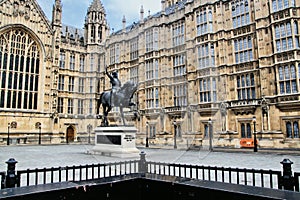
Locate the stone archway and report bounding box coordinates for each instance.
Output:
[66,126,75,143]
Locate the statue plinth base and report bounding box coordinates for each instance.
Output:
[88,126,140,158]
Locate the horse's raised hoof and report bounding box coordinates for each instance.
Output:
[97,115,102,119]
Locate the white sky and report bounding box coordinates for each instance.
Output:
[36,0,161,31]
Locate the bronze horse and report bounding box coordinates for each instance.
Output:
[96,81,137,126]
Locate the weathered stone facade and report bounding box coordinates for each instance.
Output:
[0,0,299,149]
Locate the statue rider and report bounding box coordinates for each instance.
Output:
[105,66,121,107]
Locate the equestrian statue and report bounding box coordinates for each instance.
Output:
[96,67,137,127]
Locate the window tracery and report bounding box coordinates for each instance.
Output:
[0,29,40,110]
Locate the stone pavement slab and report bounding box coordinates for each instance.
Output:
[0,144,299,172]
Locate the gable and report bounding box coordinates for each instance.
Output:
[0,0,53,34]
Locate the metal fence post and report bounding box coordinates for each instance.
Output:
[139,151,147,177]
[5,158,18,188]
[280,158,295,191]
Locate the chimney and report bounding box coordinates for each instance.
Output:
[140,5,144,23]
[161,0,166,13]
[122,15,126,32]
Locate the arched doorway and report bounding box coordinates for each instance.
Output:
[66,126,75,143]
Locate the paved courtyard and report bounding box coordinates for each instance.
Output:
[0,144,299,173]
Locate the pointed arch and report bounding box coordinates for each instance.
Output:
[286,121,292,138]
[0,25,45,110]
[0,24,46,56]
[66,126,75,143]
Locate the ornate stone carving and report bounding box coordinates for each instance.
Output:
[220,102,228,116]
[13,0,31,20]
[220,102,228,131]
[260,96,269,114]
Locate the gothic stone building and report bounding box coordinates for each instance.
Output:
[0,0,299,149]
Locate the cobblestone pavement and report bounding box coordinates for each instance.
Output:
[0,144,299,173]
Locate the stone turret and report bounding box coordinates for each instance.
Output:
[51,0,62,126]
[52,0,62,27]
[84,0,109,44]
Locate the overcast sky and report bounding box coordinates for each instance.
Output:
[36,0,161,31]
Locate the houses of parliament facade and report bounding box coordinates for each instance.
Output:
[0,0,299,149]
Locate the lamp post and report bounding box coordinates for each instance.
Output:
[145,122,149,147]
[7,123,10,146]
[253,116,258,152]
[38,123,42,145]
[87,124,92,144]
[208,118,213,151]
[173,120,177,149]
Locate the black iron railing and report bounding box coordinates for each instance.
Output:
[0,153,299,192]
[147,162,282,189]
[16,160,139,187]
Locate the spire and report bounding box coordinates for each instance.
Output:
[52,0,62,27]
[88,0,105,13]
[86,0,106,24]
[55,0,61,6]
[85,0,109,44]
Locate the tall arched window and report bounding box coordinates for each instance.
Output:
[241,124,246,138]
[241,122,252,138]
[246,123,252,138]
[293,122,299,138]
[286,122,292,138]
[204,124,209,137]
[295,22,299,48]
[0,29,40,110]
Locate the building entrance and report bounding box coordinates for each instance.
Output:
[66,126,75,143]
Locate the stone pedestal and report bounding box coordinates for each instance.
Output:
[88,126,140,158]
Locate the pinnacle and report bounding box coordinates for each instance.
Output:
[88,0,105,13]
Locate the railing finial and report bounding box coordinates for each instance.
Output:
[280,158,295,191]
[139,151,147,176]
[5,158,18,188]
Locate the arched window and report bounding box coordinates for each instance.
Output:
[236,5,240,15]
[0,29,40,110]
[208,11,213,22]
[204,124,209,137]
[293,122,299,138]
[241,124,246,138]
[176,124,182,138]
[286,22,292,36]
[286,122,292,138]
[203,12,207,22]
[272,0,277,12]
[246,123,252,138]
[291,0,295,7]
[295,22,300,48]
[294,21,299,35]
[291,65,297,92]
[283,0,289,8]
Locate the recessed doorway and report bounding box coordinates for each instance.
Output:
[66,126,75,143]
